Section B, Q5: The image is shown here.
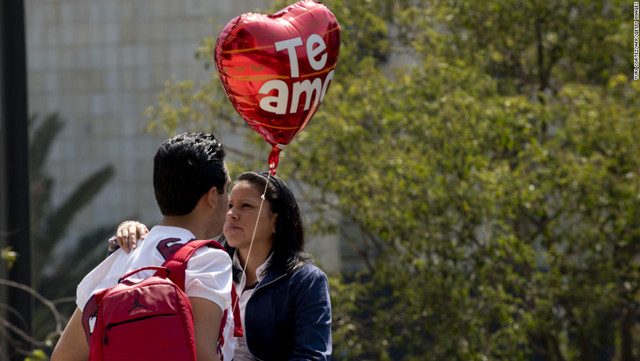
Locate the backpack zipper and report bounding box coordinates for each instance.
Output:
[103,313,175,345]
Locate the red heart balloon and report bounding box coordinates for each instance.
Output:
[215,0,340,174]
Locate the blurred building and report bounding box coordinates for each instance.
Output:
[24,0,346,273]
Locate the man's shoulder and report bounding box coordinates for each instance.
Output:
[187,243,233,272]
[192,243,232,260]
[181,241,234,310]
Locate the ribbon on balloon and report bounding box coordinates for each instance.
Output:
[215,0,341,175]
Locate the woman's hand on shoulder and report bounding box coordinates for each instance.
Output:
[116,220,149,253]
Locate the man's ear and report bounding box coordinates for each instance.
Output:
[204,186,219,209]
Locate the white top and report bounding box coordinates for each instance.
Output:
[230,252,271,361]
[76,225,236,361]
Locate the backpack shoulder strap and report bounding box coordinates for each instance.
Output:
[92,287,109,304]
[160,239,222,290]
[161,239,244,337]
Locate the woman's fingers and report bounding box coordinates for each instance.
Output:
[137,224,149,239]
[116,221,148,254]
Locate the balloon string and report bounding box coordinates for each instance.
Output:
[225,174,270,347]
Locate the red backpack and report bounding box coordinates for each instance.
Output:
[81,239,242,361]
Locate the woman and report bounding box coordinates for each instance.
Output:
[115,172,332,360]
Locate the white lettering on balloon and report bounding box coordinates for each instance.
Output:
[259,80,289,114]
[274,37,304,78]
[306,34,327,70]
[258,34,333,114]
[290,78,322,113]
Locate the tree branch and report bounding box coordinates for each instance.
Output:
[0,279,66,335]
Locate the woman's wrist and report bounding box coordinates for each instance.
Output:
[107,236,120,255]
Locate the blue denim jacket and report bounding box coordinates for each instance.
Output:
[242,262,332,360]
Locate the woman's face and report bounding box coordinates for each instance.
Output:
[224,180,278,251]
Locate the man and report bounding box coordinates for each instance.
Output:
[51,132,234,361]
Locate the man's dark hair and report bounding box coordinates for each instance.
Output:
[153,132,226,216]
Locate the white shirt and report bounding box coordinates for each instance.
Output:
[230,252,271,361]
[76,225,236,361]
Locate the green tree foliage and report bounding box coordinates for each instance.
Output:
[144,0,639,359]
[29,114,117,342]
